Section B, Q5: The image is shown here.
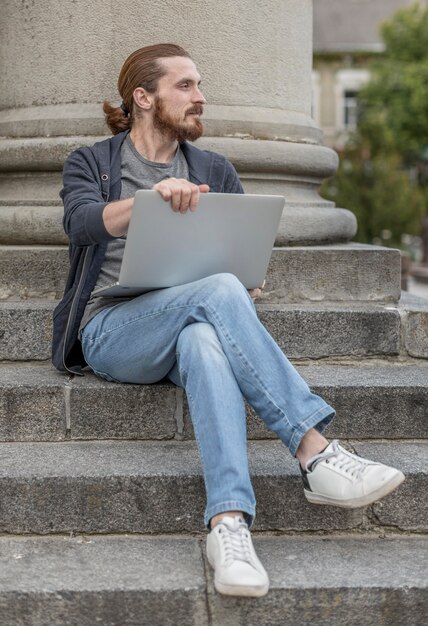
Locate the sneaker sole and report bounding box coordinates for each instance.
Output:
[214,579,269,597]
[207,555,269,597]
[304,470,405,509]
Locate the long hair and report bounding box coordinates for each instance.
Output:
[103,43,191,135]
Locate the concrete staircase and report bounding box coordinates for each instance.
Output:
[1,231,428,624]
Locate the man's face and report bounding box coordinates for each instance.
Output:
[151,56,206,142]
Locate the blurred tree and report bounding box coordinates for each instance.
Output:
[322,2,428,246]
[358,2,428,160]
[323,149,426,247]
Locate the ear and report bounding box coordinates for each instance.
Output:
[133,87,154,111]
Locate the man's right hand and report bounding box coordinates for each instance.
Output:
[153,178,210,213]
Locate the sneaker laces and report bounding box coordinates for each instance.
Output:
[217,517,254,566]
[308,440,375,480]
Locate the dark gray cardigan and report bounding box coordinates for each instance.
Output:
[52,130,244,373]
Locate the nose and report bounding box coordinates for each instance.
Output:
[194,86,206,104]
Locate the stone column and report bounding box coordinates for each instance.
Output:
[0,0,356,245]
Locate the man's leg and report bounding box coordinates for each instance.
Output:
[166,322,256,527]
[81,274,335,522]
[81,273,403,595]
[81,273,334,457]
[82,273,403,513]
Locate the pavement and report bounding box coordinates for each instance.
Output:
[408,277,428,300]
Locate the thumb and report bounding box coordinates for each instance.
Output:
[199,184,210,193]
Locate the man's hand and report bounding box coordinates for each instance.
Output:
[248,280,266,301]
[153,178,210,213]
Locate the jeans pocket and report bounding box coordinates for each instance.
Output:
[81,334,122,384]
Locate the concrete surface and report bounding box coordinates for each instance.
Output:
[0,534,426,626]
[208,535,428,626]
[0,300,54,360]
[0,300,405,361]
[0,243,401,303]
[400,292,428,359]
[0,440,422,534]
[0,0,359,245]
[2,361,427,442]
[0,535,207,626]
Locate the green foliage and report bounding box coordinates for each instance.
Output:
[322,2,428,245]
[322,147,426,246]
[358,2,428,159]
[357,59,428,158]
[381,2,428,63]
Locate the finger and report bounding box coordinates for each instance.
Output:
[179,186,192,213]
[153,182,172,201]
[199,184,210,193]
[170,187,182,212]
[190,186,200,212]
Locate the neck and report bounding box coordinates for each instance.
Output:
[129,121,178,163]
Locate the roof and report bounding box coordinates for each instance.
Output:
[313,0,422,53]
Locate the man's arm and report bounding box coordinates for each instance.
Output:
[62,147,210,242]
[61,148,115,246]
[102,197,134,237]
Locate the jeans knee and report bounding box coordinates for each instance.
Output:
[177,322,220,356]
[204,272,248,303]
[176,324,229,385]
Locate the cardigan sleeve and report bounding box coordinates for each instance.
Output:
[60,147,116,246]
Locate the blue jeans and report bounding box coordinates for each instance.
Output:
[81,273,335,527]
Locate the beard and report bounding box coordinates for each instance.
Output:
[152,96,204,143]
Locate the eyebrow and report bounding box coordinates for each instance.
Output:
[175,77,202,85]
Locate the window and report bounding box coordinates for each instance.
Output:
[335,70,370,132]
[344,89,359,129]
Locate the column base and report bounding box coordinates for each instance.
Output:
[0,121,356,245]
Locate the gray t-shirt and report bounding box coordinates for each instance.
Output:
[79,135,189,332]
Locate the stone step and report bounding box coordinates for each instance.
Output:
[400,292,428,358]
[0,533,426,626]
[0,243,401,302]
[0,300,54,361]
[266,243,401,303]
[1,361,427,442]
[2,292,427,361]
[0,299,404,362]
[0,440,424,534]
[0,245,68,300]
[0,205,66,246]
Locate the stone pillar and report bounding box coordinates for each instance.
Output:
[0,0,356,245]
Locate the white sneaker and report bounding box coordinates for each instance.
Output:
[206,515,269,597]
[301,440,405,508]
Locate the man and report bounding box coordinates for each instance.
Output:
[53,44,405,598]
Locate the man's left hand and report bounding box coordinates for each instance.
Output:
[248,280,266,301]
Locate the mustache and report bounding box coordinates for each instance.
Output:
[186,105,204,116]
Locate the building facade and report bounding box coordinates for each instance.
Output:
[313,0,419,148]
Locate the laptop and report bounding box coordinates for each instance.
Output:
[92,190,285,297]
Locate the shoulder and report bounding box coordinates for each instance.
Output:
[181,141,241,192]
[64,132,128,169]
[181,141,228,166]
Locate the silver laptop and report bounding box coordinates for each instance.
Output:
[93,190,285,297]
